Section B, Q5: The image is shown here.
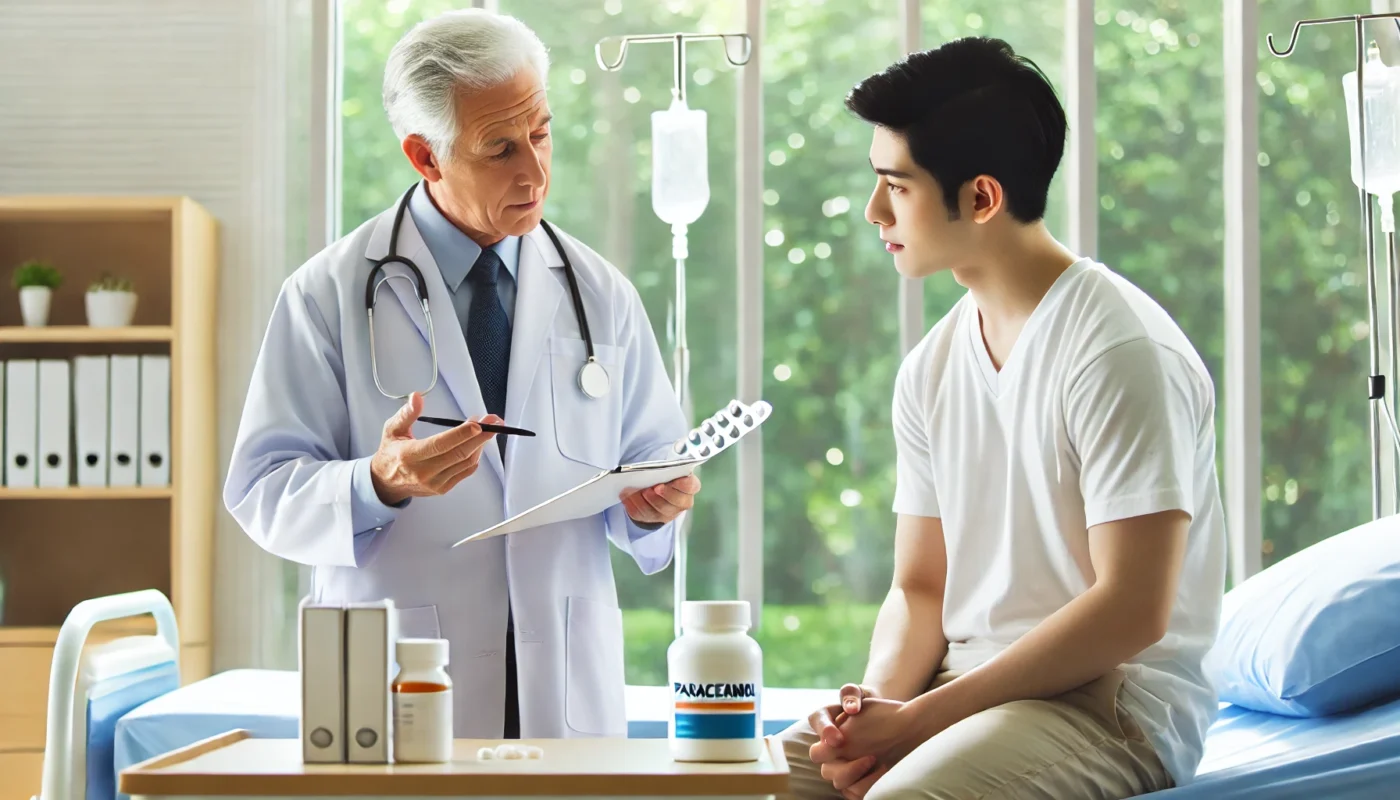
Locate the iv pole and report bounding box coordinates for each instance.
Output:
[595,32,753,637]
[1268,12,1400,519]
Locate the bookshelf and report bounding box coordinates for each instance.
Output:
[0,196,217,798]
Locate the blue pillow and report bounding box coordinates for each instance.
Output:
[1205,516,1400,717]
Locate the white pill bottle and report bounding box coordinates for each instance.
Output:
[392,638,453,763]
[668,600,763,762]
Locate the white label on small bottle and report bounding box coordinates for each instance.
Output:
[672,680,759,740]
[394,688,452,762]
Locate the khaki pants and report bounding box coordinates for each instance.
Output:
[774,670,1172,800]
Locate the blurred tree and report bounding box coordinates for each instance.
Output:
[334,0,1372,687]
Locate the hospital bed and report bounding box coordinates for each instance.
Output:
[36,591,1400,800]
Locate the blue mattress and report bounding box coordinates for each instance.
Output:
[1144,696,1400,798]
[115,670,1400,797]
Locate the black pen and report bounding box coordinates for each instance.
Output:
[419,416,537,437]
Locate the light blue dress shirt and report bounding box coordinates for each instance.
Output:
[350,184,522,536]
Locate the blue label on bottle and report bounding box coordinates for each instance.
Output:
[672,681,759,740]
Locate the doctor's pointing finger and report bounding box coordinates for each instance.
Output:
[224,8,696,741]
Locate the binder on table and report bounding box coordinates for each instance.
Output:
[74,356,110,487]
[299,599,346,764]
[138,355,171,486]
[452,399,772,546]
[4,360,38,488]
[108,355,140,487]
[345,600,394,764]
[37,360,71,488]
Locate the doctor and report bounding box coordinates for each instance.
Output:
[224,9,700,740]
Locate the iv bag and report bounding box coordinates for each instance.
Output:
[652,96,710,226]
[1343,43,1400,198]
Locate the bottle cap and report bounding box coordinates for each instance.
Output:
[681,600,751,631]
[396,638,449,668]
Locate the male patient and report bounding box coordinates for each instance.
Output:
[780,38,1227,800]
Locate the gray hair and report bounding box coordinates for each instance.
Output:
[382,9,550,157]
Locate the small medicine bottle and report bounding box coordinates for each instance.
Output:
[668,600,763,762]
[392,638,452,763]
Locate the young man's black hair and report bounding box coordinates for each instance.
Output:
[844,37,1067,223]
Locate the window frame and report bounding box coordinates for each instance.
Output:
[307,0,1266,685]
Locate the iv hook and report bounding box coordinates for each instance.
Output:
[1266,14,1400,58]
[595,32,753,73]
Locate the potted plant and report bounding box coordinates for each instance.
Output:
[86,273,138,327]
[11,259,62,327]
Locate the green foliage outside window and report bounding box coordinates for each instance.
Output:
[337,0,1373,688]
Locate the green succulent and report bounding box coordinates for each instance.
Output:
[11,259,62,290]
[88,273,134,293]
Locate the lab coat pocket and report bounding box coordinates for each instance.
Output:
[394,604,441,640]
[550,338,625,469]
[564,596,627,735]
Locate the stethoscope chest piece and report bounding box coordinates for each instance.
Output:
[578,358,611,399]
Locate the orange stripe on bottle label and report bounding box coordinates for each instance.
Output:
[674,701,756,711]
[392,681,450,693]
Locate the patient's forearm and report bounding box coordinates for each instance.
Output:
[861,587,947,702]
[911,583,1159,725]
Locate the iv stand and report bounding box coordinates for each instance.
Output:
[595,32,753,637]
[1269,13,1400,519]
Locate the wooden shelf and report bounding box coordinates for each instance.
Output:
[0,486,172,500]
[0,325,172,343]
[0,195,217,732]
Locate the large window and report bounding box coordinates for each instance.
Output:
[756,0,902,689]
[495,0,745,687]
[1257,0,1370,566]
[1095,2,1225,466]
[315,0,1366,689]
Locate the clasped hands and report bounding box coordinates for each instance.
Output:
[807,685,942,800]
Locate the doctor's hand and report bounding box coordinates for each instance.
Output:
[369,392,500,506]
[620,474,701,526]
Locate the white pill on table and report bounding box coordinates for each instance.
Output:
[477,747,495,760]
[500,745,525,760]
[522,745,543,759]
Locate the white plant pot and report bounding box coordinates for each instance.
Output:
[19,286,52,327]
[85,290,137,328]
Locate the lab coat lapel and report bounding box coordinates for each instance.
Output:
[363,205,504,481]
[503,226,565,464]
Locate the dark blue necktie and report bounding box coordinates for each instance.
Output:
[468,248,519,737]
[466,248,511,451]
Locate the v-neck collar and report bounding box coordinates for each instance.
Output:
[966,258,1092,398]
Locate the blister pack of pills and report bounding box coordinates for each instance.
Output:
[671,399,772,460]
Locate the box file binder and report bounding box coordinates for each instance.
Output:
[345,601,395,763]
[4,360,38,488]
[74,356,110,487]
[1,365,6,486]
[108,355,140,487]
[300,599,347,763]
[37,360,71,487]
[139,354,171,486]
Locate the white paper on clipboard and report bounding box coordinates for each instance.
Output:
[451,399,771,547]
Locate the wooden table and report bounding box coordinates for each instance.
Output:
[119,730,791,799]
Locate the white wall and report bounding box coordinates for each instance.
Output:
[0,0,310,669]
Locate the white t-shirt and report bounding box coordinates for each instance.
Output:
[892,258,1226,786]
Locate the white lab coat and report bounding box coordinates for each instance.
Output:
[223,199,687,739]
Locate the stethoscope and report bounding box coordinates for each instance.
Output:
[366,185,611,401]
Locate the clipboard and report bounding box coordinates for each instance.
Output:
[450,399,772,546]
